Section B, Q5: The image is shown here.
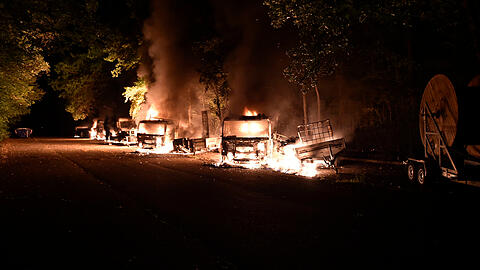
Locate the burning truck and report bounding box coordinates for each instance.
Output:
[108,118,137,145]
[90,119,106,140]
[219,108,346,177]
[221,114,273,164]
[137,118,176,151]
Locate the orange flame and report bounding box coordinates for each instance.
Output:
[147,105,159,120]
[243,107,258,116]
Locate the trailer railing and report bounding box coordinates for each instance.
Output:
[297,119,334,144]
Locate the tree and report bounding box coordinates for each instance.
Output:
[193,37,231,122]
[47,0,145,121]
[264,0,416,123]
[0,0,146,139]
[0,1,52,139]
[123,77,148,119]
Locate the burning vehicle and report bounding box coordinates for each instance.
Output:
[221,114,273,164]
[108,118,137,145]
[90,119,106,140]
[137,119,176,150]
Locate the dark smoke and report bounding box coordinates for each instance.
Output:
[140,0,360,139]
[139,0,207,137]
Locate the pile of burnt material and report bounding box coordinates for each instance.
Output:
[173,138,206,153]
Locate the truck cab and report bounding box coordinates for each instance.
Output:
[221,115,273,164]
[137,119,175,149]
[110,118,137,145]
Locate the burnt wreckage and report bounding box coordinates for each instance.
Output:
[221,114,273,164]
[137,119,176,149]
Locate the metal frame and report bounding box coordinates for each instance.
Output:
[297,119,334,144]
[422,102,458,178]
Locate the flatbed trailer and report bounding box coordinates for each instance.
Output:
[295,119,346,168]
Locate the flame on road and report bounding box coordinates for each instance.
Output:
[136,143,174,154]
[218,140,329,178]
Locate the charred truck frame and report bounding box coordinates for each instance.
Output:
[137,119,176,149]
[109,118,137,145]
[221,114,273,164]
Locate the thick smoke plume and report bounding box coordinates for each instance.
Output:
[139,0,361,140]
[138,0,203,138]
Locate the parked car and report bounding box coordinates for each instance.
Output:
[15,128,33,138]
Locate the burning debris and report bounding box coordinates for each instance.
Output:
[90,119,105,140]
[216,109,346,177]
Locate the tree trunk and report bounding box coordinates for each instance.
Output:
[314,84,321,121]
[302,91,308,126]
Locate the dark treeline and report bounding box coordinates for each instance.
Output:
[1,0,479,159]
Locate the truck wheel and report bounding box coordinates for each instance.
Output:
[417,167,426,185]
[407,162,416,182]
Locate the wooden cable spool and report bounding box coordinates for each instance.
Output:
[420,74,480,160]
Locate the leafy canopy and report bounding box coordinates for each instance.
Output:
[264,0,415,90]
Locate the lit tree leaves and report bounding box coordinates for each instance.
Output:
[123,78,147,119]
[0,0,52,139]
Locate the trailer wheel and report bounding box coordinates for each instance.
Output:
[417,167,426,185]
[407,162,416,182]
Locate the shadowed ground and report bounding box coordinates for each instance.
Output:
[1,138,479,268]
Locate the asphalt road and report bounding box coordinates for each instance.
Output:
[1,138,479,269]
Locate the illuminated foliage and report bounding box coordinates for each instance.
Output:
[0,0,146,139]
[123,78,148,119]
[0,1,51,139]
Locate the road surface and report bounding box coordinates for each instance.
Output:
[1,138,479,268]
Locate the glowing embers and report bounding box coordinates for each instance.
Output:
[266,142,329,178]
[136,142,174,154]
[243,107,258,116]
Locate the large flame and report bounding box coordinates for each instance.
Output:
[147,105,160,120]
[243,107,258,116]
[218,139,329,178]
[136,143,174,154]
